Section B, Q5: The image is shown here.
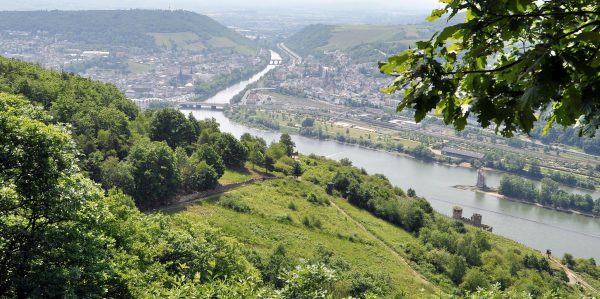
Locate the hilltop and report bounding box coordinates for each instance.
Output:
[0,10,257,54]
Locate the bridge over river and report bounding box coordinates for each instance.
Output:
[178,102,227,110]
[131,98,227,110]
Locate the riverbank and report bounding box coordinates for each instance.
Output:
[453,185,600,219]
[227,107,600,195]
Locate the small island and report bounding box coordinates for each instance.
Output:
[454,169,600,218]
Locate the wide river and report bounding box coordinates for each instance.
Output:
[183,50,600,260]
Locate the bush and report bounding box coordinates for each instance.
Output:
[348,271,391,298]
[306,193,330,206]
[278,214,294,224]
[278,263,336,299]
[219,196,251,213]
[288,201,298,211]
[302,215,323,229]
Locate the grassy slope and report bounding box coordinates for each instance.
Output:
[173,179,439,298]
[172,174,596,297]
[286,23,435,61]
[323,24,431,50]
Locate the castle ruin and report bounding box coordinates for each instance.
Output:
[452,206,493,231]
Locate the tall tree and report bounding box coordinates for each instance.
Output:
[192,144,225,177]
[279,133,296,156]
[292,161,303,178]
[215,133,248,168]
[127,140,179,207]
[148,109,196,149]
[380,0,600,137]
[0,94,113,297]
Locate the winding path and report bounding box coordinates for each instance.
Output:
[328,200,440,293]
[548,256,599,295]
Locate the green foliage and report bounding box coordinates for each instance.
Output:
[0,56,137,169]
[192,144,226,177]
[327,166,428,233]
[302,215,323,229]
[381,0,600,137]
[286,23,435,62]
[275,156,296,175]
[462,283,542,298]
[302,117,315,127]
[215,133,248,168]
[498,175,539,202]
[262,245,294,288]
[277,263,336,299]
[280,133,296,156]
[242,133,268,169]
[461,268,490,292]
[0,94,113,297]
[219,196,252,213]
[100,156,134,193]
[306,192,330,206]
[0,95,267,297]
[347,271,391,298]
[284,24,335,56]
[179,149,219,193]
[128,140,179,207]
[292,161,304,178]
[149,108,197,149]
[499,175,599,215]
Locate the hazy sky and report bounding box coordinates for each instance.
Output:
[1,0,441,13]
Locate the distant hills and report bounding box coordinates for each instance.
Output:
[0,10,257,54]
[285,23,435,63]
[285,15,464,63]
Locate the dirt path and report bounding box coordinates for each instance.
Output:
[549,256,599,295]
[152,176,279,212]
[329,200,438,292]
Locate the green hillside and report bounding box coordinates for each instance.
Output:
[285,24,436,62]
[170,155,599,298]
[175,179,437,298]
[1,54,599,297]
[0,10,257,54]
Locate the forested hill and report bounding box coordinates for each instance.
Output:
[0,10,257,53]
[285,14,466,63]
[285,23,436,63]
[2,54,600,297]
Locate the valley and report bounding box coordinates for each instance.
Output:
[2,3,600,298]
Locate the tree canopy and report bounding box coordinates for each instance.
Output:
[380,0,600,137]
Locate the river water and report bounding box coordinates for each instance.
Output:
[182,51,600,260]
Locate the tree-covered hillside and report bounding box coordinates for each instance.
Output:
[1,54,599,297]
[0,10,257,53]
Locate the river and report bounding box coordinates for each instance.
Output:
[182,51,600,260]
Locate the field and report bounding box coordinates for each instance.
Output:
[149,32,207,52]
[324,24,432,51]
[173,179,439,298]
[127,61,154,74]
[149,32,255,55]
[218,167,257,185]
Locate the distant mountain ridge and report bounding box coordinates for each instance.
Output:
[285,14,465,63]
[0,10,257,54]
